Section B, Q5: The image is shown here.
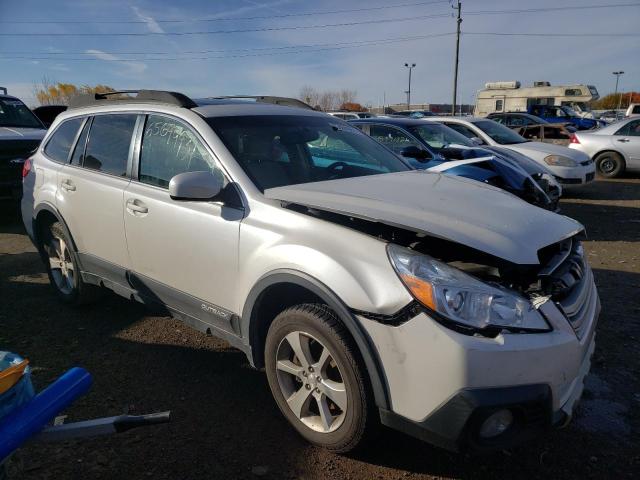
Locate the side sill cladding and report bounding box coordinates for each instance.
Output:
[241,269,390,410]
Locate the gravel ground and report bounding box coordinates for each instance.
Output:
[1,177,639,479]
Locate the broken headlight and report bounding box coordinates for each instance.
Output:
[387,244,549,332]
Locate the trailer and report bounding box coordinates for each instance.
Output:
[475,81,599,118]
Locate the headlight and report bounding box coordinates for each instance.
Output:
[544,155,577,167]
[387,244,549,331]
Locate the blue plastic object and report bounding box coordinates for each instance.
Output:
[0,367,92,462]
[0,353,35,422]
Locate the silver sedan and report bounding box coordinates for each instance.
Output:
[569,117,640,177]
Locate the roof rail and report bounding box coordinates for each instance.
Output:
[68,90,197,109]
[209,95,316,110]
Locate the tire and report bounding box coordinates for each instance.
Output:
[595,152,625,178]
[264,304,377,452]
[40,221,101,305]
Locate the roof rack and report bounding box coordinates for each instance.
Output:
[208,95,316,110]
[68,90,197,109]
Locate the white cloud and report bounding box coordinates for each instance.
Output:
[131,6,164,34]
[85,49,147,77]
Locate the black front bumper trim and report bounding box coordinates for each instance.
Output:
[380,384,552,453]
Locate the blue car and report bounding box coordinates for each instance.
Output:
[528,105,606,130]
[350,117,561,211]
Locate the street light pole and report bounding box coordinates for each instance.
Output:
[405,63,416,110]
[452,0,462,115]
[613,71,624,111]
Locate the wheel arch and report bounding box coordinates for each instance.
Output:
[242,269,390,409]
[593,148,629,164]
[33,202,78,253]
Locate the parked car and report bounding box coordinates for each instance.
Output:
[487,113,574,145]
[32,105,68,128]
[429,116,595,187]
[626,103,640,118]
[569,117,640,177]
[22,90,599,454]
[0,93,46,203]
[327,112,375,120]
[529,105,605,130]
[394,110,435,118]
[350,117,560,210]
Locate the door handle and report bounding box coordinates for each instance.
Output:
[617,138,630,143]
[61,179,76,192]
[126,199,148,215]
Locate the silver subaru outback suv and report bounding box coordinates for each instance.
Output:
[21,91,599,453]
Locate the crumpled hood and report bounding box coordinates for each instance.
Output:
[0,127,46,141]
[264,170,583,265]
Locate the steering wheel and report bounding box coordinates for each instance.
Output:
[326,161,348,179]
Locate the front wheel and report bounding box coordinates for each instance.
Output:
[264,304,377,452]
[595,152,625,178]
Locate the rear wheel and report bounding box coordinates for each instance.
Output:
[40,221,100,304]
[264,304,376,452]
[595,152,625,178]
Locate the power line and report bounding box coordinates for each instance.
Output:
[0,1,635,26]
[0,33,456,61]
[0,1,450,24]
[466,2,640,15]
[0,13,451,36]
[0,34,455,57]
[464,31,640,37]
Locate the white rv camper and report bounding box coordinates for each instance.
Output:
[475,81,599,118]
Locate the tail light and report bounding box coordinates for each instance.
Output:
[22,158,32,178]
[569,134,580,144]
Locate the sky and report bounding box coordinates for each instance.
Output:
[1,0,639,107]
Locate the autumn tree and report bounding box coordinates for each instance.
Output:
[33,78,117,106]
[340,102,366,112]
[592,92,640,110]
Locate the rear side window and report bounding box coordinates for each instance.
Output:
[43,118,83,163]
[139,115,220,188]
[70,119,90,166]
[84,114,137,176]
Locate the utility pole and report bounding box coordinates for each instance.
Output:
[405,63,416,110]
[452,0,462,115]
[613,71,624,112]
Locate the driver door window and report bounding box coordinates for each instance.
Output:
[368,125,421,154]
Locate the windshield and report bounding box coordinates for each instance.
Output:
[562,106,579,117]
[207,115,410,191]
[473,120,527,145]
[409,123,474,151]
[0,98,44,129]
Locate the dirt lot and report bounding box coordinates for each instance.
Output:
[1,178,639,480]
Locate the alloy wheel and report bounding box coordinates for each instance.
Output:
[46,235,74,295]
[275,331,348,433]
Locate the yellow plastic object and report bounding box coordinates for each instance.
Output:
[0,359,29,395]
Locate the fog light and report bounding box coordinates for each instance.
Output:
[479,409,514,439]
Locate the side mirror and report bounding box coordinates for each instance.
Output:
[400,145,431,162]
[169,171,224,201]
[470,137,484,146]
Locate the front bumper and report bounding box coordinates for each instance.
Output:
[551,161,596,186]
[358,278,599,452]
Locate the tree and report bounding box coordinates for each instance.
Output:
[32,78,117,106]
[340,102,366,112]
[298,86,359,111]
[592,92,640,110]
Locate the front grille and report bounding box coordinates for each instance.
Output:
[539,237,594,339]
